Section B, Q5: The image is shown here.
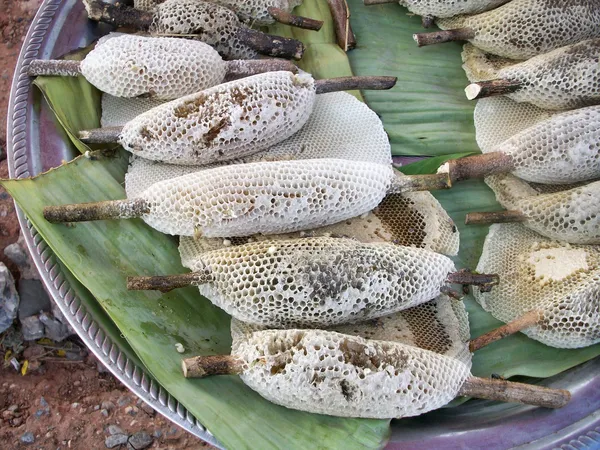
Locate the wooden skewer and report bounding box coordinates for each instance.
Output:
[465,210,527,225]
[327,0,357,51]
[413,28,475,47]
[469,310,542,352]
[267,7,323,31]
[441,153,515,183]
[465,79,522,100]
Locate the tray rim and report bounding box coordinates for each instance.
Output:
[6,1,600,449]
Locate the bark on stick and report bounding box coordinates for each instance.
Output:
[460,376,570,409]
[182,355,244,378]
[413,28,475,47]
[469,310,541,352]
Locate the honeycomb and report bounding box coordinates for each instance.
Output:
[485,176,600,244]
[474,224,600,348]
[136,158,395,237]
[81,35,226,100]
[136,0,302,25]
[208,0,302,25]
[119,71,316,165]
[482,105,600,184]
[461,44,522,83]
[184,237,456,327]
[474,97,554,153]
[231,295,471,366]
[149,0,258,60]
[235,329,471,418]
[437,0,600,60]
[400,0,509,19]
[101,95,165,127]
[477,39,600,110]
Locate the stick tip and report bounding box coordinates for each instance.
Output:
[465,83,481,100]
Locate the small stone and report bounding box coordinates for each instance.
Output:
[8,405,18,412]
[174,343,185,353]
[139,403,155,417]
[101,409,109,417]
[20,315,44,341]
[117,395,131,407]
[0,262,19,333]
[4,234,39,280]
[107,425,124,436]
[39,312,71,342]
[17,279,51,318]
[71,403,79,409]
[40,397,49,409]
[12,417,23,426]
[94,405,100,411]
[124,406,138,416]
[73,381,81,387]
[101,401,115,412]
[20,432,35,444]
[152,430,162,438]
[128,431,153,450]
[105,434,128,449]
[2,410,13,419]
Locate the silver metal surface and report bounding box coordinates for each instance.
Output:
[6,1,600,448]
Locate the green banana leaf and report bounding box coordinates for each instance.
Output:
[4,0,600,448]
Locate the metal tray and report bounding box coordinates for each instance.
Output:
[7,1,600,448]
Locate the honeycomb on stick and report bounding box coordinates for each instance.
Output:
[364,0,510,19]
[414,0,600,60]
[83,0,306,60]
[231,294,472,366]
[465,39,600,110]
[442,106,600,184]
[467,180,600,245]
[134,0,322,30]
[44,158,450,237]
[181,329,570,417]
[80,71,397,166]
[473,224,600,348]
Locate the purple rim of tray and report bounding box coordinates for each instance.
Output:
[6,1,600,448]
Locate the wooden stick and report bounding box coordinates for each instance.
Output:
[327,0,357,51]
[413,28,475,47]
[236,28,305,60]
[459,376,570,409]
[267,7,323,31]
[465,79,522,100]
[469,310,541,352]
[442,152,515,183]
[182,355,244,378]
[28,60,82,77]
[78,126,123,144]
[465,210,527,225]
[447,271,499,291]
[389,172,451,193]
[127,272,212,293]
[43,198,149,223]
[315,76,397,94]
[225,59,297,81]
[83,0,153,30]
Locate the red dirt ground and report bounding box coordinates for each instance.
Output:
[0,2,211,448]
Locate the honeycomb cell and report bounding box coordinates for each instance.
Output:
[400,0,509,18]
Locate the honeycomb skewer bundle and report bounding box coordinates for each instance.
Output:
[441,105,600,185]
[180,329,570,417]
[230,295,472,365]
[27,35,297,100]
[77,72,397,166]
[465,181,600,244]
[133,0,323,29]
[413,0,600,60]
[362,0,510,20]
[126,237,498,327]
[83,0,306,60]
[470,224,600,349]
[464,39,600,110]
[42,158,451,237]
